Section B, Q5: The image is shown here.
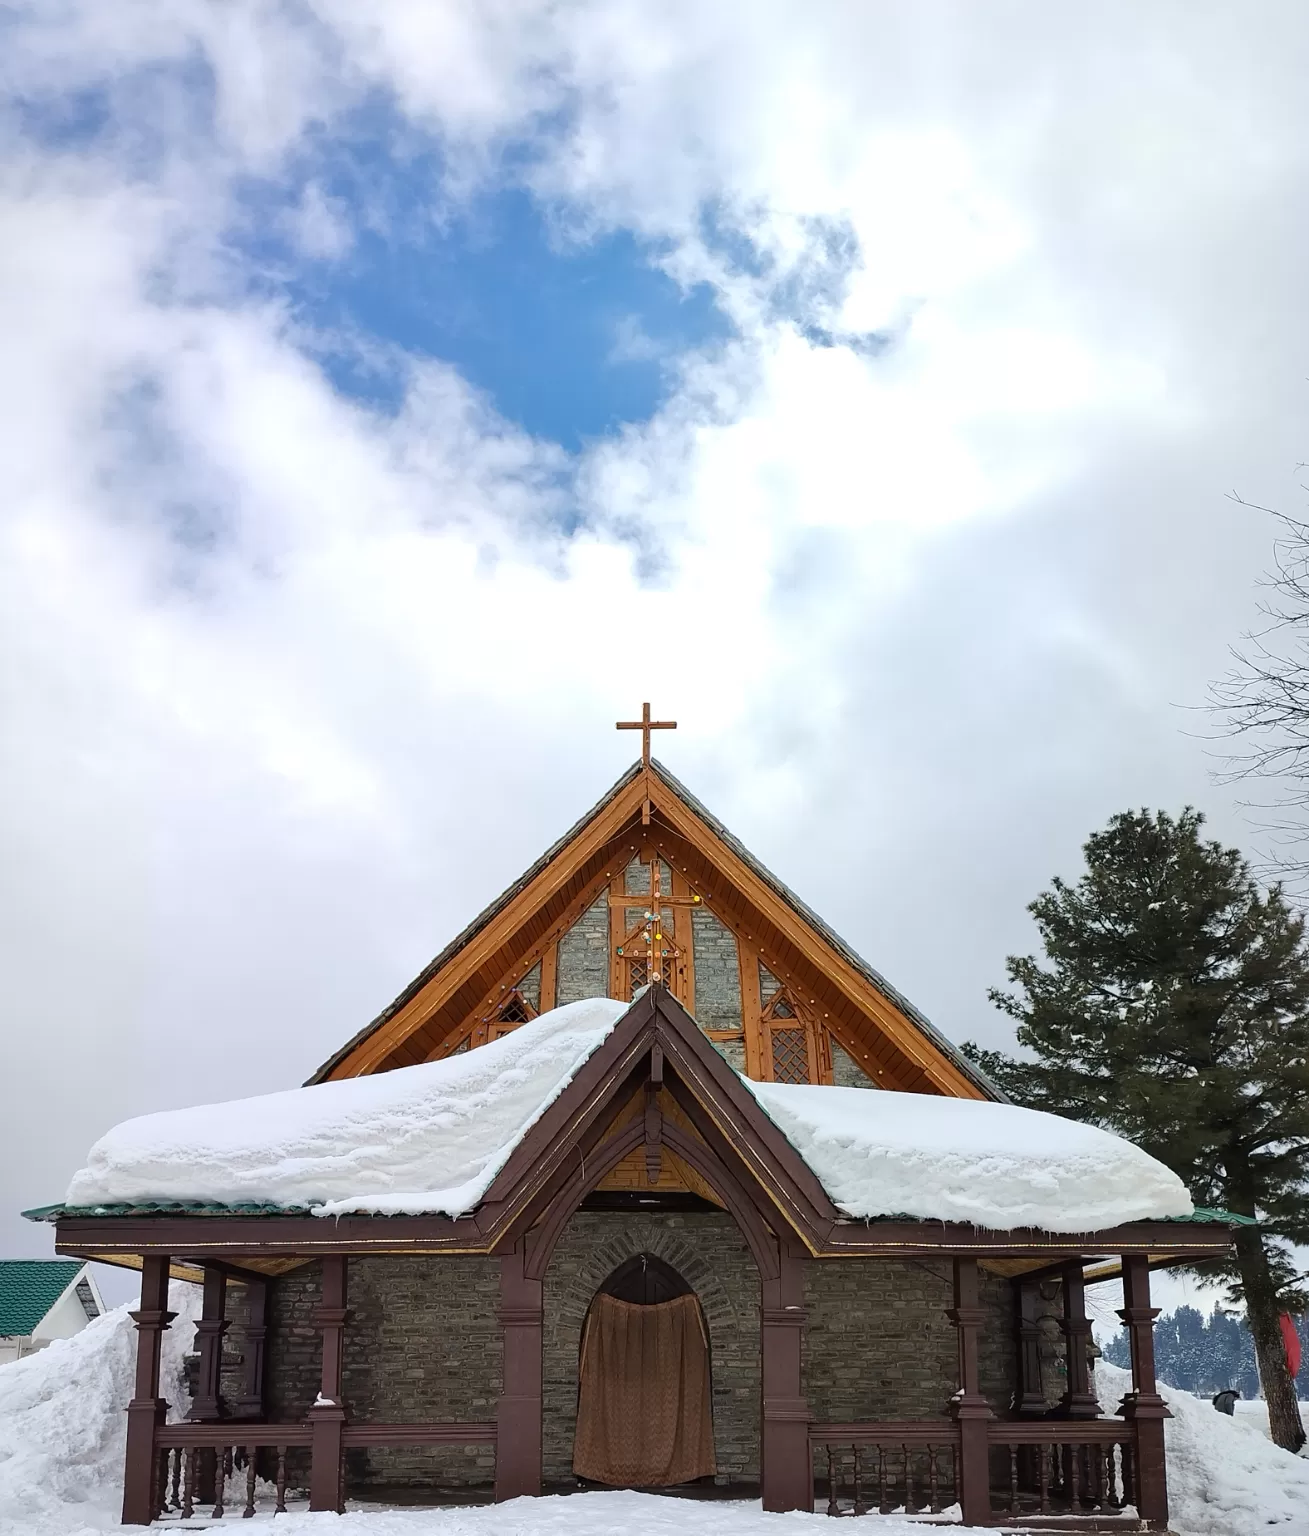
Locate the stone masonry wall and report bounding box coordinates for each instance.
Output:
[543,1211,761,1485]
[830,1041,875,1089]
[264,1257,501,1491]
[691,908,742,1032]
[252,1243,1019,1494]
[555,893,611,1006]
[803,1259,1016,1425]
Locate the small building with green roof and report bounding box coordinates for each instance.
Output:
[0,1259,104,1364]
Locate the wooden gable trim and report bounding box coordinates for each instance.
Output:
[644,783,984,1098]
[648,823,918,1091]
[468,986,843,1261]
[321,776,651,1079]
[642,808,972,1096]
[314,759,991,1097]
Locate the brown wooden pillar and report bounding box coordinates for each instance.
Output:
[496,1239,543,1500]
[1058,1262,1101,1419]
[122,1255,175,1525]
[1015,1279,1046,1415]
[760,1244,811,1513]
[188,1268,229,1421]
[307,1256,349,1514]
[1117,1255,1170,1528]
[233,1276,269,1420]
[947,1256,993,1526]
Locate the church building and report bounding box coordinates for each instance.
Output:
[30,711,1240,1528]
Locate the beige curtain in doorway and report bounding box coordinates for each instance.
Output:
[573,1292,716,1487]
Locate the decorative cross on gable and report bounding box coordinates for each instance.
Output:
[609,847,704,1000]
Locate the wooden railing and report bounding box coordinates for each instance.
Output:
[147,1420,498,1522]
[812,1419,1140,1524]
[810,1423,960,1517]
[985,1421,1136,1523]
[152,1425,311,1521]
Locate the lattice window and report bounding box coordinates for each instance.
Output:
[497,993,534,1025]
[770,1026,811,1084]
[485,988,538,1041]
[770,995,796,1019]
[626,951,674,998]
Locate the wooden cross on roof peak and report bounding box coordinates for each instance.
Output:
[617,702,676,825]
[616,702,676,768]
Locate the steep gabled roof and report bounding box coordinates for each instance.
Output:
[0,1259,84,1336]
[310,759,1001,1100]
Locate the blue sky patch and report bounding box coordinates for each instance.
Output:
[232,139,733,452]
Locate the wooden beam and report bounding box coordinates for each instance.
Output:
[672,866,696,1014]
[430,860,630,1060]
[646,787,987,1098]
[738,933,766,1080]
[538,942,557,1014]
[330,776,650,1078]
[651,823,926,1093]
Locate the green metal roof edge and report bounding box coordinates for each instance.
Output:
[24,1199,320,1221]
[1173,1206,1257,1226]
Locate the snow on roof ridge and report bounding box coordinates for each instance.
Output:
[744,1078,1193,1233]
[63,996,1190,1233]
[64,998,631,1220]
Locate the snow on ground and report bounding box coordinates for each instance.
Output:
[0,1283,198,1535]
[62,997,1190,1233]
[1096,1362,1309,1533]
[746,1080,1191,1230]
[65,1000,628,1218]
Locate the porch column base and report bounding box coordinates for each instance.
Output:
[761,1396,811,1513]
[1120,1392,1170,1527]
[950,1397,993,1525]
[307,1402,346,1513]
[121,1398,167,1525]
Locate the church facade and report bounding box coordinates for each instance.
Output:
[33,744,1239,1528]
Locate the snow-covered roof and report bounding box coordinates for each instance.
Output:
[63,998,1192,1232]
[745,1079,1191,1231]
[66,999,628,1220]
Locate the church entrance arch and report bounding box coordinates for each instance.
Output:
[572,1253,716,1488]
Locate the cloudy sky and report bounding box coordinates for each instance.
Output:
[5,3,1309,1296]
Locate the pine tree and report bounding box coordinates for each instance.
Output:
[965,808,1309,1451]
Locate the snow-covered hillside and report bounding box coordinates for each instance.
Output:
[2,1291,1306,1534]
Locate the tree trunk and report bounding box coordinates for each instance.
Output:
[1235,1228,1306,1453]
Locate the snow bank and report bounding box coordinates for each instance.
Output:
[0,1282,198,1535]
[66,999,628,1218]
[1096,1361,1308,1533]
[746,1080,1191,1230]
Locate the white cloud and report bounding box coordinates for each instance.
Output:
[5,1,1309,1274]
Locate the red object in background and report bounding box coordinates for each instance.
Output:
[1279,1313,1302,1379]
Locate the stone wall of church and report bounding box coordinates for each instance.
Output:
[542,1210,762,1485]
[555,893,610,1005]
[802,1258,1016,1429]
[249,1236,1019,1495]
[262,1257,502,1492]
[830,1040,876,1088]
[690,909,743,1033]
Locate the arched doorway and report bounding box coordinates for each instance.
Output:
[573,1253,716,1488]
